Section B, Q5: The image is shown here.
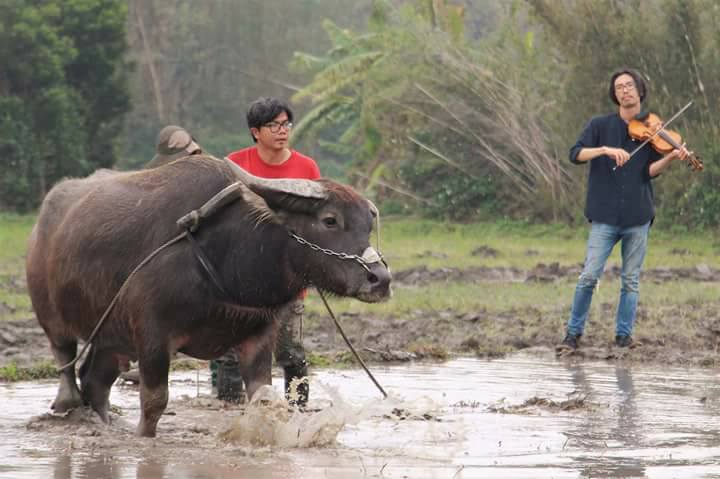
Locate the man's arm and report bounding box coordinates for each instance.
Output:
[649,147,689,177]
[576,146,630,167]
[570,117,629,166]
[575,147,608,162]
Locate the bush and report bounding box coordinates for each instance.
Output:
[397,158,501,221]
[686,143,720,228]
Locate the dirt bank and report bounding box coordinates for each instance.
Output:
[2,264,720,377]
[394,262,720,286]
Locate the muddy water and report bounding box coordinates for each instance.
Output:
[2,354,720,478]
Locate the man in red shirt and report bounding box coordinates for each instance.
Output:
[221,97,320,406]
[227,98,320,180]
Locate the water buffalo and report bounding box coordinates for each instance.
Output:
[26,155,391,437]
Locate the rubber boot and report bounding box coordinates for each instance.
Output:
[216,360,245,403]
[209,359,219,389]
[284,362,309,407]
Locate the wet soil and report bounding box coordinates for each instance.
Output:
[393,261,720,286]
[6,358,720,478]
[2,262,720,374]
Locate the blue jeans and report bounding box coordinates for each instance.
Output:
[566,222,650,337]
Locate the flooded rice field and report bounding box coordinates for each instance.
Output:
[2,354,720,478]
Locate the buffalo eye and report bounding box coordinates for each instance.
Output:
[322,216,338,228]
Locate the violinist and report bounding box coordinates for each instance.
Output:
[557,68,689,353]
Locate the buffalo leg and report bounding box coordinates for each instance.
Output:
[136,348,170,437]
[238,343,272,402]
[79,346,121,423]
[49,339,83,413]
[275,300,309,406]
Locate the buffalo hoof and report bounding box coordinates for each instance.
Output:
[51,383,83,414]
[136,423,157,438]
[51,395,83,414]
[92,402,111,424]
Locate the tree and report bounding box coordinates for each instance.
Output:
[291,0,574,221]
[121,0,370,169]
[0,0,130,210]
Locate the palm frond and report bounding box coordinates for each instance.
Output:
[294,51,385,103]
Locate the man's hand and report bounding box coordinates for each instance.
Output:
[668,143,690,162]
[604,147,630,168]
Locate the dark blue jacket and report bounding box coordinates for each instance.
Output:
[570,113,661,227]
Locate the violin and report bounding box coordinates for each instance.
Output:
[628,111,704,171]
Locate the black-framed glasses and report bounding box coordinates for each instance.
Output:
[263,121,293,133]
[614,81,636,92]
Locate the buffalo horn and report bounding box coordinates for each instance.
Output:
[224,157,327,199]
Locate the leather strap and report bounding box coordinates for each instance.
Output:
[185,230,234,301]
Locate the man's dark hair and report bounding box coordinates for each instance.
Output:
[246,97,294,142]
[608,68,647,106]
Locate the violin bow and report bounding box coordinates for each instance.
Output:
[626,100,693,160]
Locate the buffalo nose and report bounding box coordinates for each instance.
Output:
[367,264,392,290]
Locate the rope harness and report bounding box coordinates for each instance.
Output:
[57,185,389,398]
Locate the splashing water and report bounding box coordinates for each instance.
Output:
[219,381,444,448]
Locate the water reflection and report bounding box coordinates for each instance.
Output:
[565,363,646,478]
[612,366,645,478]
[53,455,123,479]
[134,460,165,479]
[52,455,71,479]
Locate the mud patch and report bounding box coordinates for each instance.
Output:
[414,250,448,259]
[3,263,720,376]
[28,406,111,428]
[0,273,27,294]
[0,317,52,369]
[394,263,720,286]
[17,388,279,464]
[470,245,499,257]
[487,392,591,414]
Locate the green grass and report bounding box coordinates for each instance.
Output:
[0,360,59,382]
[306,278,720,318]
[0,287,32,321]
[3,213,718,272]
[0,214,34,320]
[0,213,34,321]
[0,213,718,374]
[0,213,718,323]
[379,218,720,271]
[0,213,34,262]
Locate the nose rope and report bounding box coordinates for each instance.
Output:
[368,199,381,254]
[317,288,387,398]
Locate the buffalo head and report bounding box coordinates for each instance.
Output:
[224,159,392,303]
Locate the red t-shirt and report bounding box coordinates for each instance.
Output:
[226,146,320,180]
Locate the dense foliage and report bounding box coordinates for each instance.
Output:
[292,0,720,226]
[0,0,130,210]
[120,0,368,169]
[1,0,718,228]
